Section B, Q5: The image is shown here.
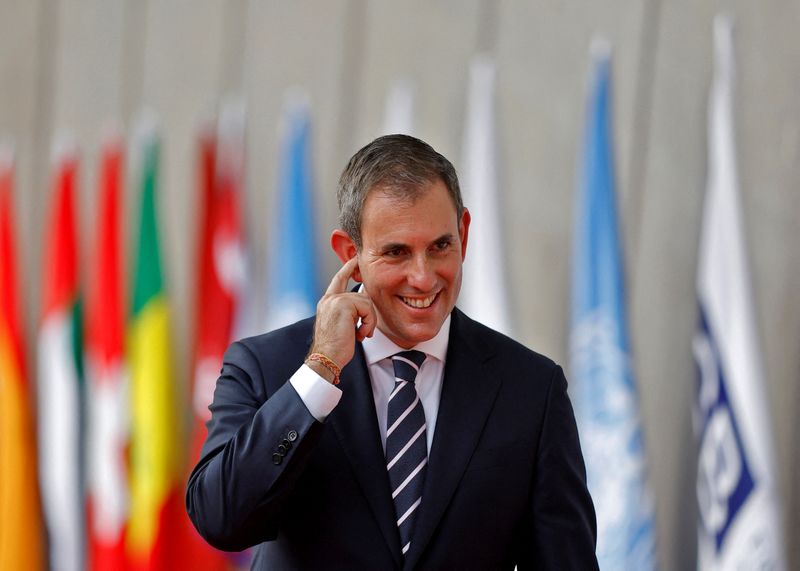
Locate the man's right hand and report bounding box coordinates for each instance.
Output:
[308,257,377,381]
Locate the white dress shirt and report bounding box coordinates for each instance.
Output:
[290,315,451,453]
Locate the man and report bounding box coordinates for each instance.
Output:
[187,135,598,569]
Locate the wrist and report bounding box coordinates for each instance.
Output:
[305,352,341,385]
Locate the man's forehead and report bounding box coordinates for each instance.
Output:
[360,186,461,247]
[365,178,457,211]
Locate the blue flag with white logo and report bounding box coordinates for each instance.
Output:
[265,92,319,331]
[569,41,658,570]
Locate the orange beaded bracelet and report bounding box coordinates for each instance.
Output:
[306,352,342,385]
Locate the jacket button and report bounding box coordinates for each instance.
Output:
[272,453,282,465]
[281,438,292,449]
[277,444,287,455]
[287,430,298,442]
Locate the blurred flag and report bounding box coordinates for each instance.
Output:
[189,127,221,464]
[85,134,130,570]
[264,92,319,331]
[38,138,85,571]
[569,42,658,569]
[692,16,786,570]
[0,148,45,569]
[381,78,415,135]
[191,102,248,435]
[127,125,182,570]
[184,100,249,570]
[458,54,512,335]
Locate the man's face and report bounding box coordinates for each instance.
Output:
[356,180,470,349]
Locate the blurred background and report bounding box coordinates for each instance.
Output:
[0,1,798,570]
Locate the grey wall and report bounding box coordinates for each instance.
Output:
[1,1,798,569]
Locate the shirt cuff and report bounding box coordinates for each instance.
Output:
[289,364,342,422]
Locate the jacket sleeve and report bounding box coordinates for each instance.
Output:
[520,365,599,570]
[185,340,323,551]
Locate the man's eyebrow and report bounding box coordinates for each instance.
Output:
[433,233,455,243]
[378,241,408,251]
[377,233,455,251]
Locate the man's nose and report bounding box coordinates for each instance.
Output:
[406,254,436,290]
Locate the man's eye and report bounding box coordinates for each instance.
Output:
[385,248,405,257]
[433,240,451,251]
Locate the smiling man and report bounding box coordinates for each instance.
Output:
[187,135,598,570]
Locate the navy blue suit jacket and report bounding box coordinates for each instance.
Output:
[186,308,598,570]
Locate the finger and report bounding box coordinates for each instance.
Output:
[356,315,376,341]
[347,294,375,323]
[325,256,359,296]
[355,297,377,339]
[356,319,375,341]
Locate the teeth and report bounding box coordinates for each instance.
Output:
[401,294,436,308]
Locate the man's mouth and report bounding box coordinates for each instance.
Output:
[400,293,437,309]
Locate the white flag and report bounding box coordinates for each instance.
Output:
[381,78,415,136]
[458,54,512,334]
[693,15,786,571]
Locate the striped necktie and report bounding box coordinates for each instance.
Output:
[386,349,428,557]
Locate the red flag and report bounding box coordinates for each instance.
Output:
[190,128,232,436]
[182,109,248,569]
[85,136,130,571]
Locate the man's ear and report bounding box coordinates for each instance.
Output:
[330,229,363,282]
[458,208,471,261]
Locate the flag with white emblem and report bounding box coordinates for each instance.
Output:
[569,40,658,569]
[693,16,786,570]
[184,100,248,570]
[85,133,130,570]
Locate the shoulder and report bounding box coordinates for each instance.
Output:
[451,308,561,377]
[223,316,316,387]
[236,316,316,355]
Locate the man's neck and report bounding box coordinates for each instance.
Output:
[362,315,451,365]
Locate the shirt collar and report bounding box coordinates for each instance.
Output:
[362,314,451,366]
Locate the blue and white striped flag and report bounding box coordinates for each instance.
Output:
[264,91,320,331]
[693,16,785,570]
[569,40,658,570]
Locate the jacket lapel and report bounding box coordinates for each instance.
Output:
[403,310,501,570]
[328,342,403,568]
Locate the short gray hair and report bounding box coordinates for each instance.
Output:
[336,134,463,249]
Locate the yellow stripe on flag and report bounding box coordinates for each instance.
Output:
[127,296,180,557]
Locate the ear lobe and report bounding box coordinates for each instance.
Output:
[459,208,471,261]
[330,229,362,282]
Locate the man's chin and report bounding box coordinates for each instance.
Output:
[382,321,444,349]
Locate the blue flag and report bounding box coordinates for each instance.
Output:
[569,42,658,570]
[265,93,319,331]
